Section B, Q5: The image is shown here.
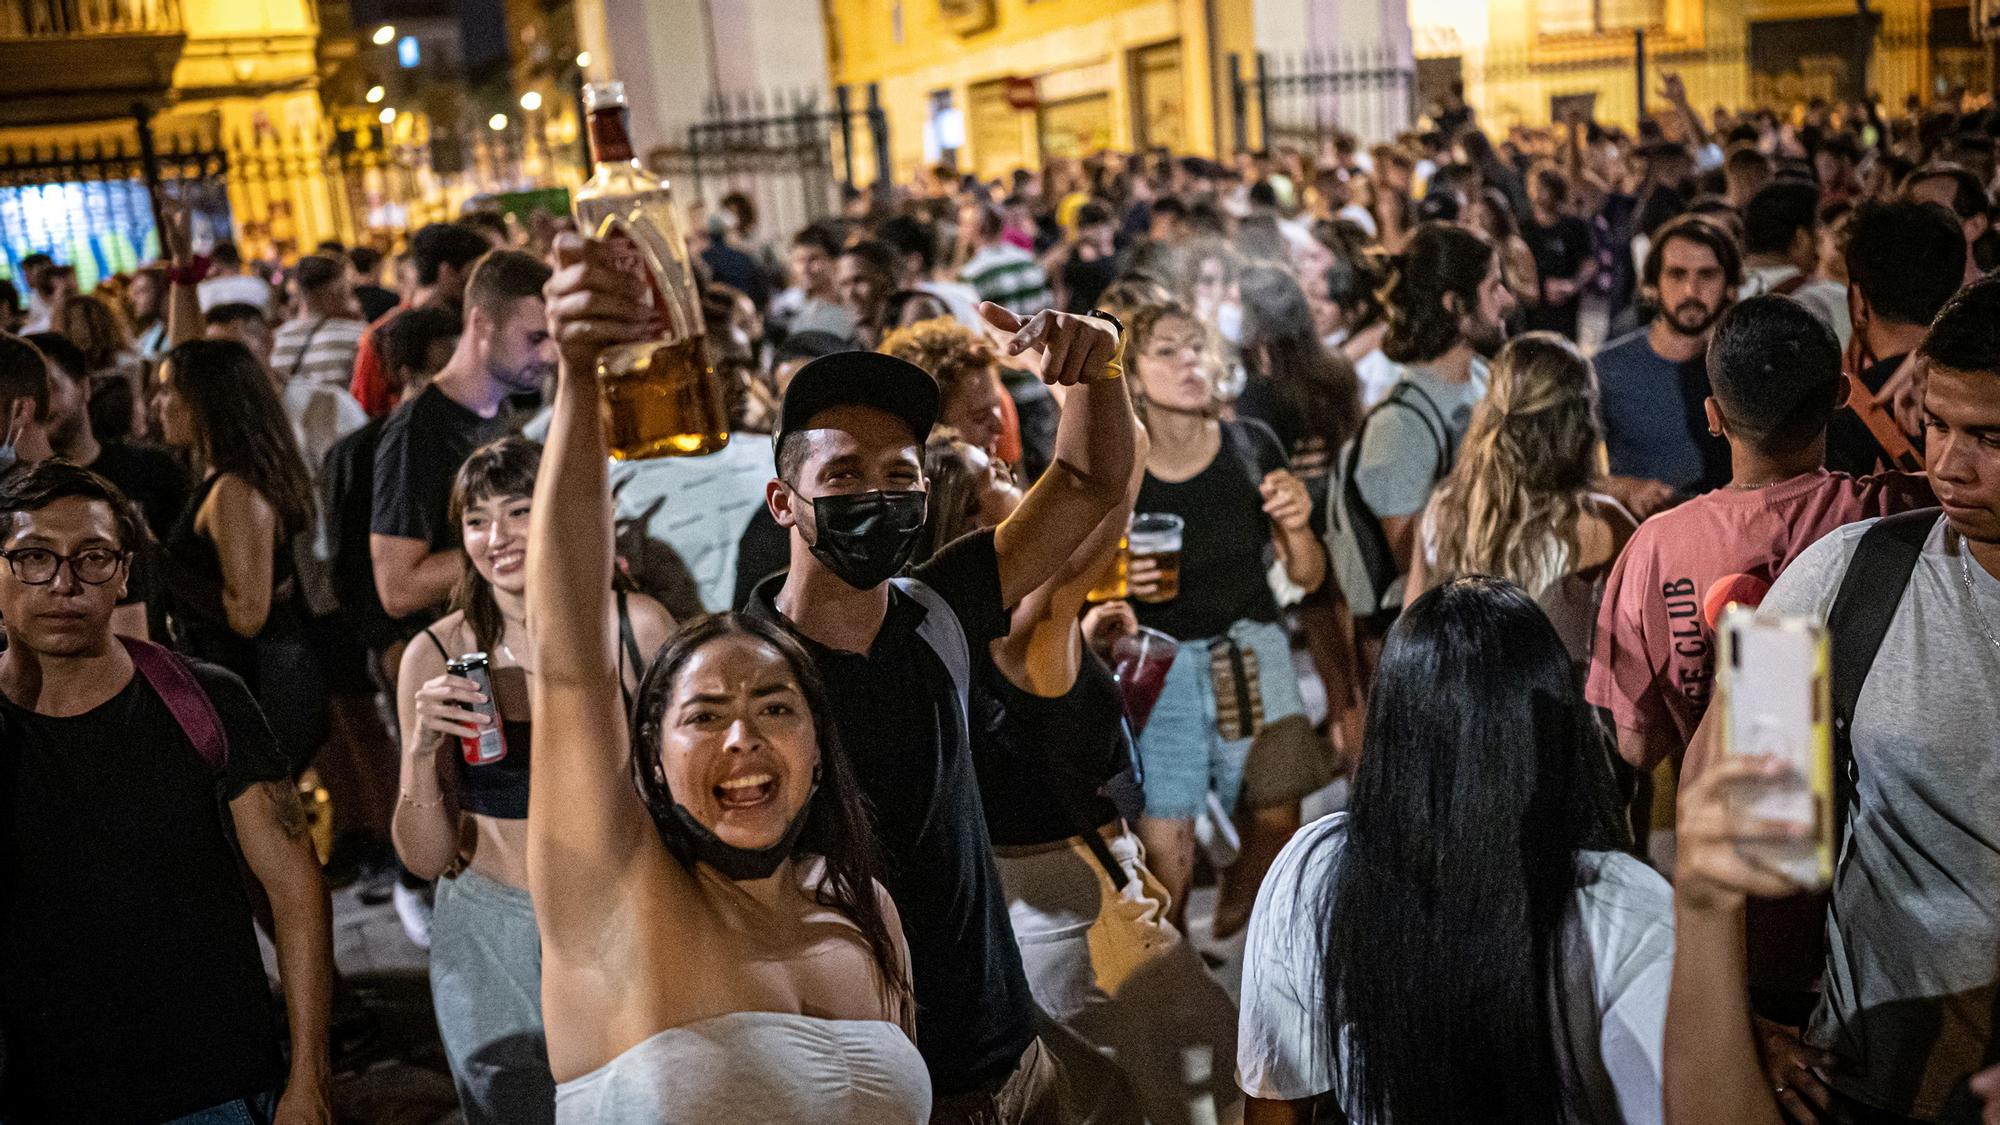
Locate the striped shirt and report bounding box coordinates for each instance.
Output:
[959,244,1052,314]
[271,316,369,388]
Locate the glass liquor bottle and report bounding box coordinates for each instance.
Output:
[572,80,729,458]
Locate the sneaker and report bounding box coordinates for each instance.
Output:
[392,881,433,950]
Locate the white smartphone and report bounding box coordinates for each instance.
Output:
[1716,606,1835,890]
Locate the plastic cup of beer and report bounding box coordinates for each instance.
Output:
[1085,535,1131,603]
[1128,513,1184,604]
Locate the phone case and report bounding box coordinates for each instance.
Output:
[1717,606,1834,889]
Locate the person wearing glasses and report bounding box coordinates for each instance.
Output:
[0,458,336,1124]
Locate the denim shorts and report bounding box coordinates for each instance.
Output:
[1134,619,1307,820]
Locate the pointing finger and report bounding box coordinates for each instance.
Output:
[977,301,1024,334]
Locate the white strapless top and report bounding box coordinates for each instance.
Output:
[554,1011,931,1124]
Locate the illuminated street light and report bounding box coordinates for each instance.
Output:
[519,90,543,112]
[365,85,385,104]
[371,24,395,45]
[575,51,591,69]
[378,107,396,124]
[488,113,509,131]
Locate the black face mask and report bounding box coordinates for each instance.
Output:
[667,782,820,881]
[805,489,928,591]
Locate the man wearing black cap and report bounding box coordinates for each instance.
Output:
[753,302,1135,1123]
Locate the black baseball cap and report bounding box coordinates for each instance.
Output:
[774,350,940,451]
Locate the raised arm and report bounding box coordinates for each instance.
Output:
[1002,420,1147,697]
[525,234,662,941]
[157,197,204,350]
[980,303,1137,607]
[1666,745,1804,1125]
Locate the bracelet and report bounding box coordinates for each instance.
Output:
[1083,309,1126,381]
[398,791,445,809]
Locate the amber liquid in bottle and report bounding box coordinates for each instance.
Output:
[572,81,730,459]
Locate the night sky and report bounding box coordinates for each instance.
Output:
[349,0,510,73]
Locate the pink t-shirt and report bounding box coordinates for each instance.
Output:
[1586,469,1934,764]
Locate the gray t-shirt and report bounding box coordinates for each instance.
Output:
[1353,359,1487,604]
[1761,515,2000,1118]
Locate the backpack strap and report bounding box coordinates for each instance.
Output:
[119,636,229,773]
[894,577,971,718]
[1824,508,1936,851]
[1392,380,1454,481]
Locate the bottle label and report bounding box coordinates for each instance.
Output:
[601,224,672,336]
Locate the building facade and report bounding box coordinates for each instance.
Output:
[0,0,350,280]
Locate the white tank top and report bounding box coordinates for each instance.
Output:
[554,1011,931,1125]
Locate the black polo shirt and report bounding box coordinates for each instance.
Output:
[748,529,1037,1098]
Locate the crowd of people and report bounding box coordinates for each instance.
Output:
[1,72,1999,1125]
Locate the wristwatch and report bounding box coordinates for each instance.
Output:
[1083,309,1125,380]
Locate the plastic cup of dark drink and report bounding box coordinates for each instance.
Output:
[1112,626,1179,738]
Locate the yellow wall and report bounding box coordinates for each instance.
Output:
[1416,0,1937,130]
[827,0,1219,178]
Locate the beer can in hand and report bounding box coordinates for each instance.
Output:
[445,652,508,766]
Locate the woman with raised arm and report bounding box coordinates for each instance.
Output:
[527,234,925,1125]
[393,436,674,1123]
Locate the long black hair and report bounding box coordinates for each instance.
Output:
[1239,263,1363,452]
[1314,577,1626,1124]
[162,338,316,539]
[628,613,909,1014]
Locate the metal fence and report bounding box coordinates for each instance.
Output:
[649,85,890,242]
[0,106,592,286]
[1231,47,1418,154]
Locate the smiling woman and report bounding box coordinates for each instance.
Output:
[391,435,676,1125]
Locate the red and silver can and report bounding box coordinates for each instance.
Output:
[445,652,508,765]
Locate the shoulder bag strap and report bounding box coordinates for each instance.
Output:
[119,636,229,773]
[1844,369,1923,473]
[1824,508,1936,851]
[288,317,329,381]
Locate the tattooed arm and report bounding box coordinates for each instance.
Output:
[232,777,334,1124]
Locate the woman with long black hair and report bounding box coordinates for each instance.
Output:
[527,234,926,1123]
[1239,577,1672,1124]
[157,337,326,771]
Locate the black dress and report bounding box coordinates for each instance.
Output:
[165,474,327,773]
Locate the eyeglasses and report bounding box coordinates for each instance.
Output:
[0,547,129,586]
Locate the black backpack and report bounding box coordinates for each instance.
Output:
[1322,380,1453,628]
[1822,508,2000,1123]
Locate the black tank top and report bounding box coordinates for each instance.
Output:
[163,473,303,680]
[425,592,644,820]
[970,645,1125,847]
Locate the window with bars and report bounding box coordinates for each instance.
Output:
[1537,0,1664,37]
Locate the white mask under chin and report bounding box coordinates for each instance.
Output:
[1215,301,1243,345]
